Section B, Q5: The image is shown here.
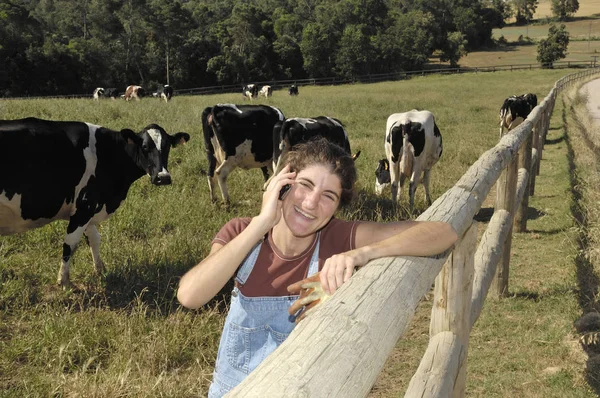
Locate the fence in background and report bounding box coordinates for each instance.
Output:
[4,60,597,100]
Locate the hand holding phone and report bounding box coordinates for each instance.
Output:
[278,184,291,200]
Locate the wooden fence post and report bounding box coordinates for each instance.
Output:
[421,223,478,398]
[515,127,533,232]
[493,145,518,297]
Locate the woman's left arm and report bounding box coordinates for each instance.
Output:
[320,221,458,294]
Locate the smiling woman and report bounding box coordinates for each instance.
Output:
[176,137,458,398]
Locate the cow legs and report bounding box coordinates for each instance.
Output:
[389,160,401,203]
[58,221,89,288]
[422,169,432,206]
[207,151,219,203]
[85,224,105,275]
[215,161,235,206]
[409,166,424,215]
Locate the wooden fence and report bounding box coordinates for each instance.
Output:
[226,67,600,397]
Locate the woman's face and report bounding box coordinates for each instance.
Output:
[282,164,342,237]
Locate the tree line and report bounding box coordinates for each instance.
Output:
[0,0,559,97]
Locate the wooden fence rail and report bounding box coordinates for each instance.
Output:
[226,67,600,397]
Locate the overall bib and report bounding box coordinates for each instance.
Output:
[208,235,321,397]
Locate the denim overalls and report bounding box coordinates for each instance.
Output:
[208,234,321,397]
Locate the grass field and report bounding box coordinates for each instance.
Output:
[1,68,597,396]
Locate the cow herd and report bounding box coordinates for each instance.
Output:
[0,86,539,287]
[93,84,174,103]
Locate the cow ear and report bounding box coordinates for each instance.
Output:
[120,129,140,145]
[384,160,389,170]
[171,132,190,147]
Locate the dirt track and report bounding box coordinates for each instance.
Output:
[581,78,600,123]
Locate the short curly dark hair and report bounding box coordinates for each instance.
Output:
[285,137,357,208]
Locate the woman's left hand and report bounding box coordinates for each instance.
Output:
[320,248,369,295]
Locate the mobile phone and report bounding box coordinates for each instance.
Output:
[279,184,291,200]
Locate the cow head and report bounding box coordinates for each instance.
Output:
[375,159,390,195]
[123,124,190,185]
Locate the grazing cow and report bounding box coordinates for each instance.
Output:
[153,85,173,102]
[374,158,391,195]
[380,110,443,213]
[93,87,104,100]
[202,104,285,205]
[102,87,119,99]
[271,117,358,176]
[259,85,272,98]
[0,117,190,287]
[242,84,259,100]
[289,85,299,96]
[499,93,537,135]
[124,85,145,101]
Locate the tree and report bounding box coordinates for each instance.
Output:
[334,24,373,79]
[512,0,538,25]
[551,0,579,20]
[440,31,468,67]
[537,23,569,67]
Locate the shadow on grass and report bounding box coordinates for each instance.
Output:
[562,101,600,394]
[473,206,546,223]
[545,135,565,145]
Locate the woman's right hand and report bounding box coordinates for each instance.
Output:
[256,165,296,229]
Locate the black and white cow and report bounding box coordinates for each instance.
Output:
[379,110,443,213]
[499,93,538,135]
[242,84,259,100]
[259,85,272,98]
[289,85,299,96]
[153,85,173,102]
[202,104,285,205]
[374,159,391,195]
[102,87,119,99]
[93,87,105,100]
[0,117,190,287]
[271,117,357,176]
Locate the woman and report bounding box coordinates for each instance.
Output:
[177,138,457,397]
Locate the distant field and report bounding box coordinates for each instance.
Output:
[458,41,600,68]
[459,0,600,68]
[494,18,600,41]
[535,0,600,19]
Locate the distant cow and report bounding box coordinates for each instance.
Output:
[242,84,259,100]
[289,85,299,96]
[380,110,443,213]
[202,104,285,205]
[499,93,538,135]
[259,85,272,98]
[0,117,190,287]
[102,88,119,99]
[93,87,104,100]
[124,85,145,101]
[271,117,358,176]
[153,85,173,102]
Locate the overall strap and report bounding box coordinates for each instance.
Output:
[307,237,320,277]
[235,241,262,285]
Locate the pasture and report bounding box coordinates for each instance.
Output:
[0,69,591,396]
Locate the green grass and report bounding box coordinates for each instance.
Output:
[0,69,595,396]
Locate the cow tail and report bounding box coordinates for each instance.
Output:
[202,106,217,177]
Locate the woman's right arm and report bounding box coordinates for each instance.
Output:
[176,218,271,309]
[177,165,297,309]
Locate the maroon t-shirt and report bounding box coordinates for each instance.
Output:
[212,217,358,297]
